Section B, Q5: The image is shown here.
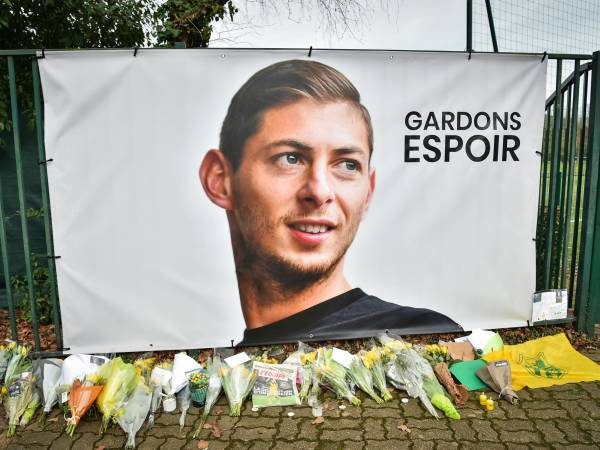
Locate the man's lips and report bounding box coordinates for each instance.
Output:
[287,220,336,245]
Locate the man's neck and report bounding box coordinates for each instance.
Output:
[238,264,352,329]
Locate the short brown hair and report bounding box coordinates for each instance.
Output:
[219,59,373,170]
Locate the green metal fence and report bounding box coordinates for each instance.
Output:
[535,52,600,335]
[1,49,600,355]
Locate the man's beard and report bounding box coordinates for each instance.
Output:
[231,209,358,300]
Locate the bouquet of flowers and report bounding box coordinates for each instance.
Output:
[147,361,172,429]
[421,366,460,420]
[419,344,451,367]
[360,345,392,402]
[65,377,104,436]
[177,385,191,432]
[133,354,155,385]
[193,356,223,438]
[5,371,35,436]
[116,381,152,448]
[283,341,316,403]
[4,344,31,388]
[349,353,383,403]
[314,348,360,406]
[0,341,14,383]
[19,390,40,427]
[96,357,138,432]
[220,359,256,416]
[378,334,437,417]
[39,359,63,424]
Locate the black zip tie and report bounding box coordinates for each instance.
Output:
[133,47,139,57]
[535,151,542,156]
[230,339,234,348]
[532,238,536,241]
[308,46,312,57]
[468,50,472,60]
[39,158,53,165]
[46,255,61,259]
[541,51,547,62]
[36,48,45,60]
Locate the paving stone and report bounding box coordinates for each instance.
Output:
[71,432,98,450]
[277,417,299,440]
[578,399,600,418]
[496,402,527,419]
[298,418,320,440]
[436,442,460,450]
[272,441,318,450]
[365,440,409,449]
[236,416,278,428]
[321,418,358,429]
[412,429,453,440]
[261,407,284,418]
[320,441,363,450]
[555,420,593,444]
[407,418,449,430]
[95,433,126,448]
[321,429,363,441]
[160,436,187,449]
[231,426,277,441]
[49,434,75,450]
[401,400,426,418]
[363,417,385,440]
[449,420,476,441]
[526,408,565,419]
[580,382,600,397]
[471,419,498,441]
[362,407,403,418]
[411,440,435,450]
[534,419,568,444]
[494,419,533,432]
[577,418,600,431]
[529,389,552,400]
[138,436,167,450]
[9,430,59,447]
[498,430,543,444]
[382,417,411,440]
[559,399,596,418]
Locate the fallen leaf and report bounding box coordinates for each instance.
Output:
[211,423,222,438]
[203,423,214,430]
[214,406,225,415]
[95,447,106,450]
[197,440,209,449]
[311,416,325,425]
[397,424,411,433]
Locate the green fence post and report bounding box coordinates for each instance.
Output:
[32,58,63,350]
[545,60,563,287]
[7,56,41,351]
[562,61,580,303]
[577,51,600,335]
[0,176,18,341]
[571,70,590,310]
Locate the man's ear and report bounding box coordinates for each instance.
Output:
[199,149,234,210]
[362,166,376,218]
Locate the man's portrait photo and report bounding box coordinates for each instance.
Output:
[199,59,462,345]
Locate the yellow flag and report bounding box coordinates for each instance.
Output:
[483,333,600,390]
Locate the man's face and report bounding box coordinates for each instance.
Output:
[228,99,375,284]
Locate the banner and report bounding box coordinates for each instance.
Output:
[39,49,546,353]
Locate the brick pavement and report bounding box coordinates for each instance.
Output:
[0,349,599,450]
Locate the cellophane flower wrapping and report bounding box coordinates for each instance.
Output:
[362,345,392,402]
[177,385,191,431]
[147,362,172,429]
[378,334,438,418]
[306,370,323,417]
[96,357,138,432]
[220,359,256,416]
[0,342,13,382]
[133,354,155,386]
[117,381,152,448]
[5,373,34,436]
[283,342,316,404]
[350,353,383,403]
[417,358,460,420]
[19,390,40,427]
[65,378,104,436]
[41,359,63,417]
[193,356,223,438]
[314,348,360,407]
[4,344,31,388]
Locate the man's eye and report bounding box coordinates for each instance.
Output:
[277,153,300,165]
[341,160,358,171]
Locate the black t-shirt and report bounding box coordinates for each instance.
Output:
[238,288,462,346]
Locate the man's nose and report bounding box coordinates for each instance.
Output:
[298,164,334,208]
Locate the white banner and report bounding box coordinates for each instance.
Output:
[39,49,546,353]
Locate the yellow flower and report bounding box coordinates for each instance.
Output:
[7,342,16,350]
[1,386,7,395]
